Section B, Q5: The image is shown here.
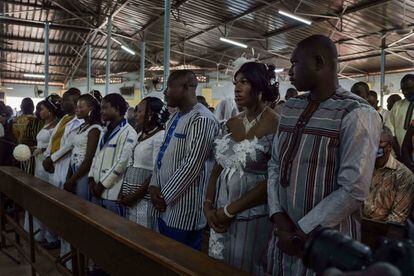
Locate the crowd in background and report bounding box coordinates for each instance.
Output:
[0,34,414,275]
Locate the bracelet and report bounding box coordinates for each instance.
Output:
[224,204,235,218]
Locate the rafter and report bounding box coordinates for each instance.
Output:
[186,0,393,65]
[0,17,91,33]
[152,0,281,59]
[0,69,65,77]
[0,48,139,63]
[131,0,191,37]
[2,0,90,14]
[0,35,118,50]
[0,60,72,68]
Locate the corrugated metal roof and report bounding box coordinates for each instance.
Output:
[1,0,413,85]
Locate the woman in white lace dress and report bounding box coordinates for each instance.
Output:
[204,62,280,274]
[119,97,169,229]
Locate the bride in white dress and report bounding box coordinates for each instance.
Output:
[24,95,62,241]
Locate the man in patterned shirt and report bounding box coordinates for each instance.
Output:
[149,70,219,250]
[363,126,414,223]
[266,35,382,276]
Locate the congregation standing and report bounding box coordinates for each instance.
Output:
[0,34,414,276]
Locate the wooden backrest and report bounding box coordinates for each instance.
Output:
[0,166,246,276]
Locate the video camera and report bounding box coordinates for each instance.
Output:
[303,227,414,275]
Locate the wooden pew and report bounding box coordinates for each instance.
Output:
[0,166,246,275]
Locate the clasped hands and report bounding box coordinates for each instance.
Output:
[204,203,233,233]
[88,178,105,198]
[272,212,308,258]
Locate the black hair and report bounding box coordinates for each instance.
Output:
[43,94,64,118]
[352,82,369,93]
[35,101,42,119]
[141,97,170,131]
[89,90,103,103]
[21,97,34,114]
[168,70,198,88]
[78,94,102,125]
[402,74,414,84]
[65,87,81,97]
[0,101,6,117]
[5,106,13,118]
[234,62,279,102]
[102,93,128,116]
[388,94,402,103]
[297,35,338,60]
[368,90,378,99]
[197,95,209,108]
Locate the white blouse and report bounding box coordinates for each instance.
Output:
[71,124,102,166]
[130,130,165,170]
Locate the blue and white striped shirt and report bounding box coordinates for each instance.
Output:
[150,103,219,230]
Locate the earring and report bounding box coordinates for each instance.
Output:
[88,110,92,117]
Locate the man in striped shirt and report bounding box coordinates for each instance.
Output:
[266,35,382,275]
[149,70,219,250]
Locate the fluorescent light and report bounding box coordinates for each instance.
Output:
[121,45,136,55]
[24,74,45,78]
[110,37,135,55]
[274,68,284,73]
[110,37,122,45]
[219,37,248,48]
[278,10,312,25]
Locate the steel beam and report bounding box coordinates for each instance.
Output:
[140,41,145,99]
[132,0,189,37]
[105,16,112,95]
[0,17,91,33]
[44,22,49,97]
[380,36,386,107]
[0,60,71,68]
[87,44,92,93]
[152,0,281,61]
[0,69,65,76]
[187,0,392,65]
[163,0,171,88]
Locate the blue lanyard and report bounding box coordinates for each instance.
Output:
[156,113,182,169]
[99,119,126,150]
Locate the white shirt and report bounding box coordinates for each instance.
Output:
[130,130,164,170]
[45,115,84,186]
[44,115,84,162]
[89,119,138,200]
[71,124,102,166]
[378,107,389,124]
[385,99,414,147]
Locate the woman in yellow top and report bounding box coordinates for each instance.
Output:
[12,98,43,174]
[12,98,37,144]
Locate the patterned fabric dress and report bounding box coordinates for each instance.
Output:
[209,121,275,275]
[123,168,157,229]
[121,130,164,230]
[12,114,41,175]
[266,87,382,276]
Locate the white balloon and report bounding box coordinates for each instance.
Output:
[13,144,32,162]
